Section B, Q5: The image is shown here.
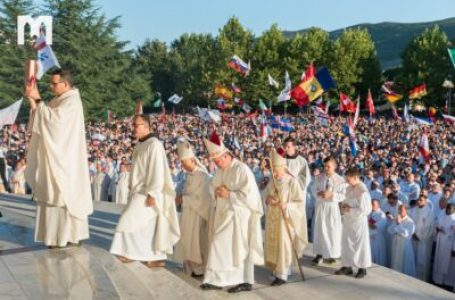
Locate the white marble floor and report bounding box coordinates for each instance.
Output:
[0,194,454,300]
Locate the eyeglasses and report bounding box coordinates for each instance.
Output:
[50,81,63,86]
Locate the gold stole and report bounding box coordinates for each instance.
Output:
[265,204,282,270]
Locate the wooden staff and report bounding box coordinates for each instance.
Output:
[264,158,305,281]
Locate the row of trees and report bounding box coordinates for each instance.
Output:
[0,0,454,120]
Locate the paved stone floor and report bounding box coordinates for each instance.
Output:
[0,194,454,299]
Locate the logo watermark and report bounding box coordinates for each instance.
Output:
[17,15,53,45]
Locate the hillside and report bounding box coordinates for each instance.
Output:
[283,17,455,70]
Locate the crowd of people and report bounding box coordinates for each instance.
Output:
[1,109,455,291]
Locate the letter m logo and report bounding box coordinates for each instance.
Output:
[17,15,53,45]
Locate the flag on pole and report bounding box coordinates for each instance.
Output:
[418,130,430,162]
[353,97,360,126]
[408,83,427,99]
[0,99,22,128]
[268,74,279,89]
[105,110,114,123]
[33,32,60,80]
[152,98,162,108]
[277,71,292,102]
[384,92,403,103]
[365,89,375,115]
[168,94,183,104]
[339,92,356,113]
[231,82,241,93]
[442,114,455,124]
[228,55,251,76]
[216,98,226,110]
[291,67,335,107]
[242,102,252,113]
[312,106,330,126]
[448,48,455,69]
[403,104,410,123]
[412,115,433,126]
[280,117,294,132]
[215,85,233,100]
[343,117,358,156]
[258,99,268,111]
[300,61,315,81]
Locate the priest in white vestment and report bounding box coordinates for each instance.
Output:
[174,139,211,277]
[336,167,372,278]
[115,163,130,205]
[263,148,307,286]
[382,193,403,267]
[388,205,416,277]
[110,115,180,267]
[409,195,434,281]
[92,162,110,202]
[25,69,93,248]
[368,199,387,266]
[311,156,345,265]
[432,204,455,288]
[283,137,311,197]
[200,131,263,294]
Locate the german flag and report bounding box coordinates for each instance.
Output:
[384,92,403,103]
[409,83,427,100]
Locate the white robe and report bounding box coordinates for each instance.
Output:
[174,166,211,275]
[341,182,372,269]
[409,205,434,281]
[286,155,311,194]
[311,173,345,258]
[115,172,130,205]
[263,175,307,280]
[25,89,93,247]
[432,213,455,287]
[92,172,110,202]
[388,216,416,277]
[382,200,403,267]
[110,137,180,261]
[11,166,26,194]
[203,158,264,287]
[368,209,387,266]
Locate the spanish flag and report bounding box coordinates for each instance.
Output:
[291,67,335,107]
[384,92,403,103]
[409,83,427,100]
[215,85,233,100]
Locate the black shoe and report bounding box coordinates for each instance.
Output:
[191,272,204,278]
[355,268,367,278]
[312,255,323,265]
[200,283,222,290]
[227,283,252,293]
[334,267,353,275]
[270,277,286,286]
[323,258,336,264]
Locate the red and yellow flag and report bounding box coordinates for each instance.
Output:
[409,83,427,100]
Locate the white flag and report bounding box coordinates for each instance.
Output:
[277,71,291,102]
[168,94,183,104]
[196,106,220,123]
[403,104,410,123]
[0,99,23,128]
[34,33,60,80]
[268,74,279,89]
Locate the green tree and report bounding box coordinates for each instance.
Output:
[399,25,453,107]
[0,0,35,107]
[329,28,382,97]
[248,24,286,105]
[42,0,150,119]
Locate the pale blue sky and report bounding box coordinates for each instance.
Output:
[95,0,455,49]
